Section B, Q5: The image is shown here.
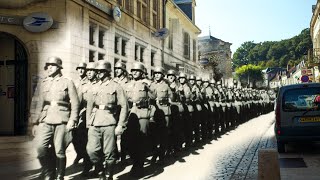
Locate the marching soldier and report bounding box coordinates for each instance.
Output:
[86,61,128,180]
[113,61,130,163]
[113,61,130,87]
[125,62,156,177]
[201,78,214,139]
[149,66,173,164]
[31,56,79,180]
[72,62,88,166]
[76,62,98,176]
[166,70,184,154]
[189,75,202,143]
[216,81,226,133]
[177,72,193,149]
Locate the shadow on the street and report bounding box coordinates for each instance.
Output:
[285,142,320,154]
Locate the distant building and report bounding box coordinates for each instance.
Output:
[164,0,201,74]
[198,35,232,78]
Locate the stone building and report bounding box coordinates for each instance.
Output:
[163,0,200,74]
[198,35,232,79]
[0,0,165,135]
[0,0,202,135]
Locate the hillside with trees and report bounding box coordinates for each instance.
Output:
[232,28,313,70]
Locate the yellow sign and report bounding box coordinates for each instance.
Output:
[300,117,320,123]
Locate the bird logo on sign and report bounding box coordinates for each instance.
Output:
[26,17,50,26]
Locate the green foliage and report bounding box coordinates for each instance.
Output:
[235,64,264,87]
[232,28,312,69]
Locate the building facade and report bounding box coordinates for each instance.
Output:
[198,35,232,79]
[0,0,166,135]
[163,0,200,74]
[0,0,202,135]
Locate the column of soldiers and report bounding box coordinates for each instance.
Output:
[30,57,275,180]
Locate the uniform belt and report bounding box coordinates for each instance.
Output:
[94,104,114,110]
[157,98,169,106]
[129,100,149,109]
[44,101,70,108]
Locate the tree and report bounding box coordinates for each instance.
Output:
[198,54,223,81]
[232,28,313,69]
[232,41,257,69]
[235,64,264,88]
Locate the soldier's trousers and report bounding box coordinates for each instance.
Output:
[86,126,117,166]
[192,104,201,143]
[125,113,150,170]
[170,104,183,151]
[72,121,90,165]
[182,104,193,148]
[35,123,71,159]
[35,123,72,179]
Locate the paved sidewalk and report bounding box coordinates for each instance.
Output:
[279,142,320,180]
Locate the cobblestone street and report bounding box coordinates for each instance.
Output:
[15,112,276,180]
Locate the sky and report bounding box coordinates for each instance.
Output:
[195,0,317,55]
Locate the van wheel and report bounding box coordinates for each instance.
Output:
[277,142,285,153]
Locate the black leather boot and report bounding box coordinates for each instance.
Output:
[56,158,66,180]
[93,162,105,180]
[105,162,114,180]
[38,157,55,180]
[81,156,93,177]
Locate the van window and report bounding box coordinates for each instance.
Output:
[283,87,320,112]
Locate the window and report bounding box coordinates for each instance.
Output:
[117,0,122,6]
[98,30,105,48]
[183,32,190,58]
[283,87,320,111]
[151,0,159,28]
[135,43,145,62]
[89,50,95,62]
[118,0,132,13]
[89,24,96,45]
[88,21,108,62]
[140,47,144,62]
[137,0,149,23]
[115,37,119,54]
[125,0,132,13]
[121,39,127,56]
[151,51,155,66]
[98,53,105,60]
[193,39,197,62]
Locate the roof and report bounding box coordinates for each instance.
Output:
[174,0,193,4]
[198,35,232,44]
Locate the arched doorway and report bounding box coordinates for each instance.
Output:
[0,32,28,135]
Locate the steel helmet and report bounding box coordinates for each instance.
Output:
[178,72,187,79]
[131,62,145,72]
[196,76,202,81]
[44,56,63,70]
[114,61,126,71]
[216,81,222,85]
[189,75,196,80]
[154,66,165,75]
[167,69,176,76]
[95,61,112,71]
[86,62,96,70]
[76,62,87,70]
[209,79,216,84]
[202,78,209,82]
